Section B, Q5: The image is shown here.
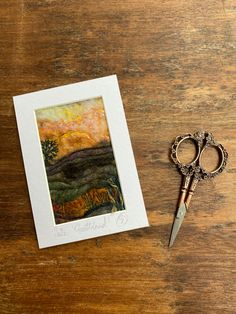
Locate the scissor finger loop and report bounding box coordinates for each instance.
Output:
[199,140,228,179]
[171,133,200,167]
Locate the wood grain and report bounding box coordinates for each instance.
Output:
[0,0,236,313]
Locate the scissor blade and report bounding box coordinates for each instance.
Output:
[169,203,187,247]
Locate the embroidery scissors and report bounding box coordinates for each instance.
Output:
[169,131,228,247]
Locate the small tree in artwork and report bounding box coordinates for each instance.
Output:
[41,139,58,166]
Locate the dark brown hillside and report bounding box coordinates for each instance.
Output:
[46,144,114,177]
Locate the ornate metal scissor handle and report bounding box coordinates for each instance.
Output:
[171,131,228,181]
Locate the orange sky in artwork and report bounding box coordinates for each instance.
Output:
[35,97,110,160]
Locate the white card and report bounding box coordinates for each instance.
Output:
[13,75,149,248]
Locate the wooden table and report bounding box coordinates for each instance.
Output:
[1,1,235,313]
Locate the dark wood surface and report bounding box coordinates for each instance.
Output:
[0,1,236,313]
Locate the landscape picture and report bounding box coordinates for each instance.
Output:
[35,97,125,224]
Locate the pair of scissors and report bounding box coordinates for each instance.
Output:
[169,131,228,247]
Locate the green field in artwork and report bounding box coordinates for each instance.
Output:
[35,97,125,224]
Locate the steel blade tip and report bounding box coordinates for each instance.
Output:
[168,239,174,248]
[168,203,187,248]
[168,233,175,248]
